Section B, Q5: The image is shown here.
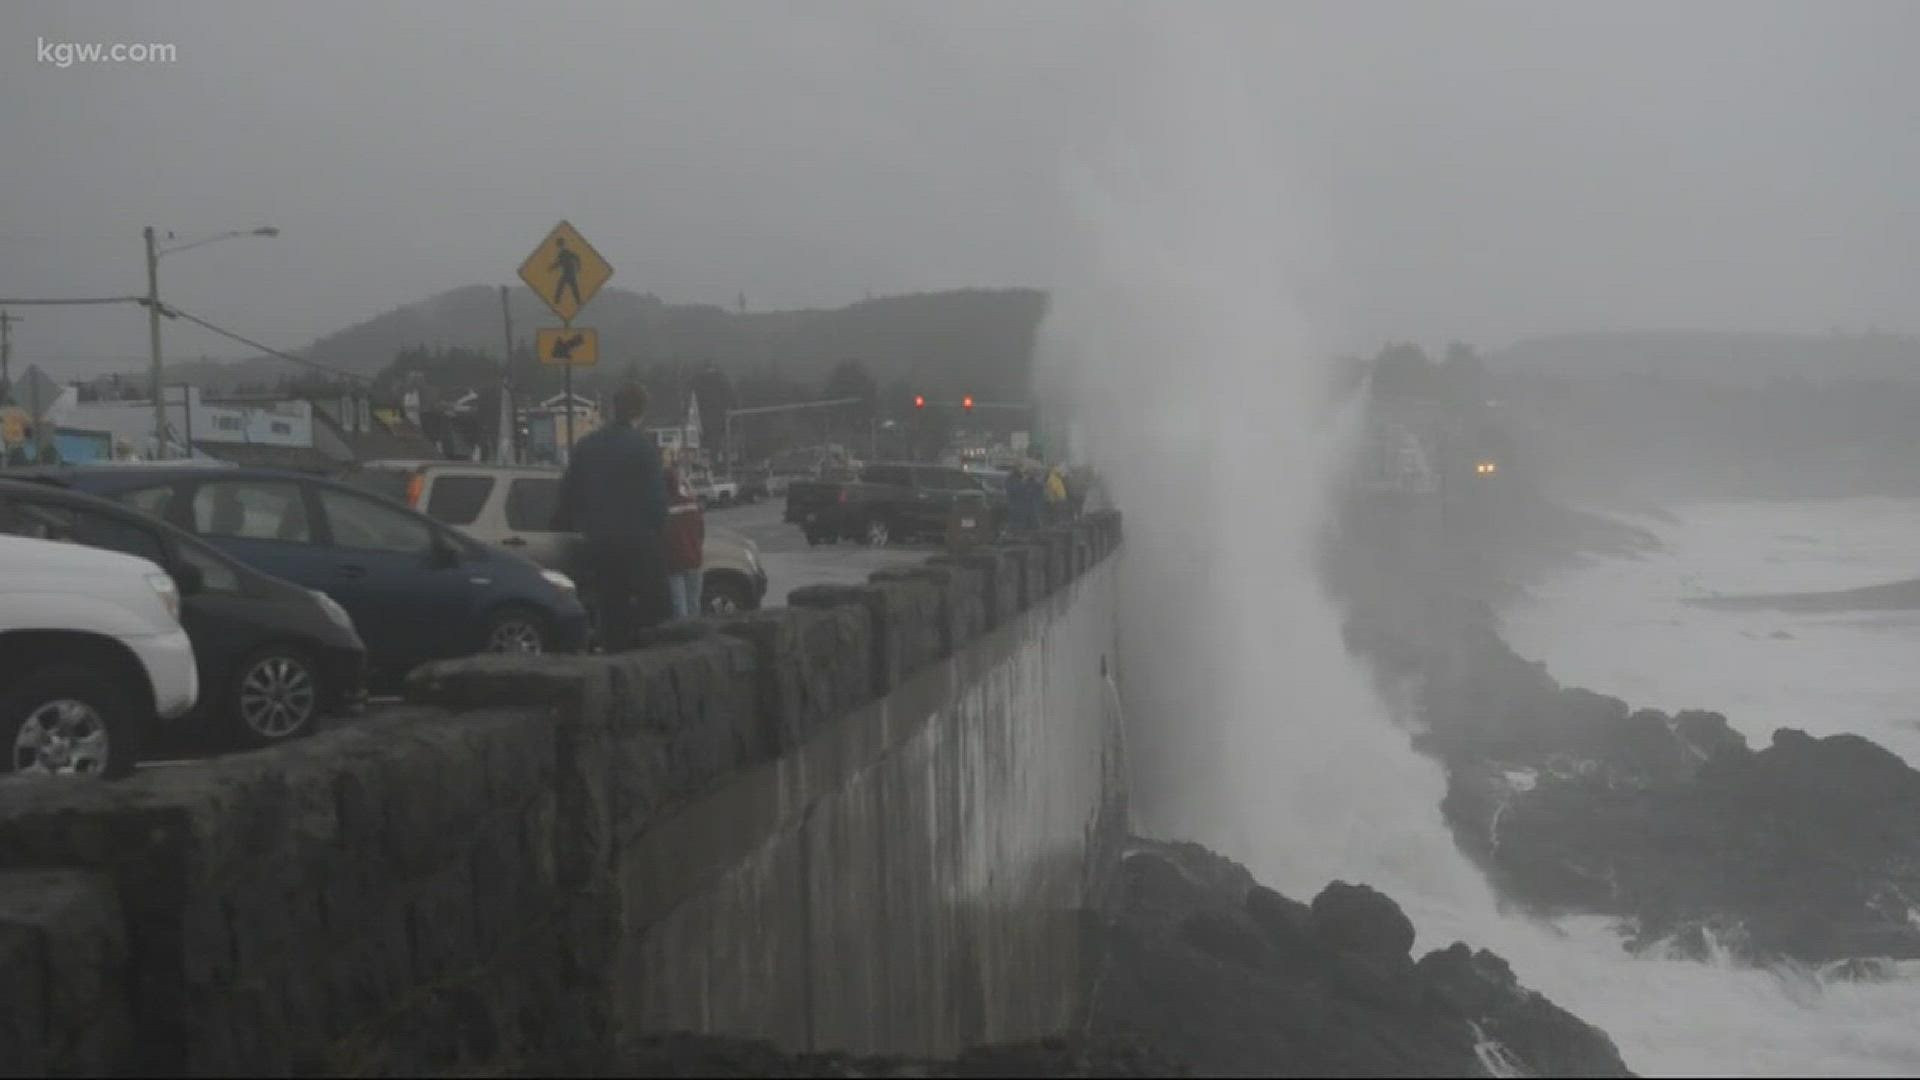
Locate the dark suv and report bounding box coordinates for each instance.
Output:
[34,466,590,686]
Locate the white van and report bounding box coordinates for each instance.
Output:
[346,461,770,614]
[0,534,199,777]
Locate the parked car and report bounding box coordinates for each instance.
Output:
[784,462,1002,546]
[345,461,769,616]
[0,479,367,749]
[684,466,741,508]
[31,466,589,687]
[0,533,197,778]
[735,467,771,504]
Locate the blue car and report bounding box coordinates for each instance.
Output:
[35,466,589,686]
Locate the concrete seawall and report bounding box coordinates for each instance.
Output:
[0,512,1125,1075]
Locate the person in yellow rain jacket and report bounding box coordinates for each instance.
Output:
[1043,465,1068,525]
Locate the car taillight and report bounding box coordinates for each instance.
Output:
[405,471,424,507]
[838,489,848,504]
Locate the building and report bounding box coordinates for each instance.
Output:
[31,382,437,470]
[645,390,704,465]
[521,391,601,465]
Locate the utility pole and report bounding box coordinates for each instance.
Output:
[0,311,20,402]
[144,226,166,459]
[498,285,515,463]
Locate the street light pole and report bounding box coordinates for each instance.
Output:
[144,226,166,459]
[0,311,21,401]
[143,225,280,460]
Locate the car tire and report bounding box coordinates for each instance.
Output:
[702,574,755,616]
[481,605,549,655]
[804,528,831,546]
[228,645,321,748]
[2,665,142,780]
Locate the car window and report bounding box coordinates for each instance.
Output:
[915,467,977,491]
[0,498,169,565]
[116,485,178,522]
[862,465,911,487]
[193,480,312,543]
[174,539,243,594]
[506,477,561,531]
[316,487,435,555]
[340,468,412,504]
[424,475,494,526]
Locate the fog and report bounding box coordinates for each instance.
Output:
[2,1,1917,378]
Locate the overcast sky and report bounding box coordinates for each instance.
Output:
[1,0,1915,378]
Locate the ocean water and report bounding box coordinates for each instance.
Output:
[1501,498,1920,768]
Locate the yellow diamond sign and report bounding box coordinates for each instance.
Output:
[537,326,598,367]
[518,220,613,323]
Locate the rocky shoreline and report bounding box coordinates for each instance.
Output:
[1333,486,1920,966]
[1082,840,1628,1077]
[561,840,1629,1078]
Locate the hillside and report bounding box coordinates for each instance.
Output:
[178,286,1049,398]
[1490,330,1920,385]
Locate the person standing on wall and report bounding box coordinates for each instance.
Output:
[1043,463,1069,526]
[662,463,706,618]
[553,382,671,650]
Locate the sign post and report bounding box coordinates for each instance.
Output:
[519,221,614,461]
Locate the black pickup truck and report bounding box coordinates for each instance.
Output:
[785,462,1003,546]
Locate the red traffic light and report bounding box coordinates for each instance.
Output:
[913,394,926,409]
[962,395,974,411]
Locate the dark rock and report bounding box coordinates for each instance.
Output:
[1086,839,1629,1077]
[1244,885,1321,963]
[1416,943,1630,1077]
[1177,909,1269,971]
[1310,883,1416,961]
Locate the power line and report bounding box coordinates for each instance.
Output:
[0,295,143,306]
[161,304,369,383]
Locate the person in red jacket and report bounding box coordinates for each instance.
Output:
[662,464,706,618]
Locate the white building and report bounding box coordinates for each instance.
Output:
[47,385,312,460]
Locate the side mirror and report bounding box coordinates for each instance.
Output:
[428,536,463,569]
[173,562,205,595]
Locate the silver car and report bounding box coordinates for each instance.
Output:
[347,461,769,614]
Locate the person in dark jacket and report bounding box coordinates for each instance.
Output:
[554,383,670,650]
[1007,465,1041,533]
[661,464,706,618]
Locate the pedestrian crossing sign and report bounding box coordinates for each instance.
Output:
[518,220,613,323]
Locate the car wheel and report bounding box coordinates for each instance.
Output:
[230,646,320,747]
[2,665,141,780]
[702,575,754,616]
[863,517,891,547]
[482,606,548,655]
[804,528,829,546]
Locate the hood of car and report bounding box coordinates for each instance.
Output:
[0,533,161,578]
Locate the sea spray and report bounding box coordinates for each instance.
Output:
[1035,6,1920,1074]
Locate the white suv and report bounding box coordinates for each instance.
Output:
[346,461,770,614]
[0,534,199,778]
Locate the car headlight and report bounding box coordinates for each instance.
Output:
[308,589,356,633]
[541,569,578,595]
[146,572,181,624]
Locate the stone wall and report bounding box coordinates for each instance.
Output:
[0,513,1124,1075]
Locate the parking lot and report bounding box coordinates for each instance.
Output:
[709,496,933,600]
[137,496,928,769]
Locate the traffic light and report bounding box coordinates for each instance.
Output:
[962,395,974,411]
[913,394,925,410]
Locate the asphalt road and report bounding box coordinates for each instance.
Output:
[706,497,936,604]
